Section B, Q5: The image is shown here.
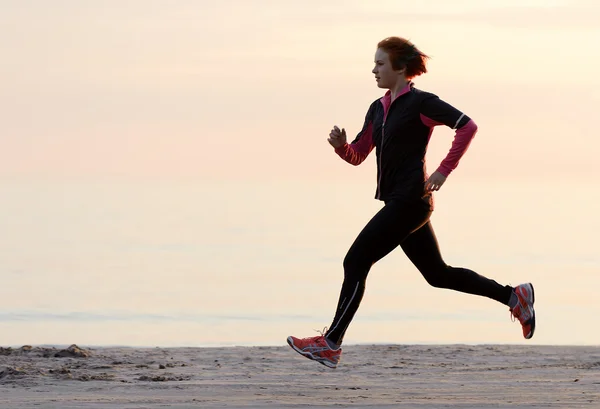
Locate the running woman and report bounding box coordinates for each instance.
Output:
[287,37,536,369]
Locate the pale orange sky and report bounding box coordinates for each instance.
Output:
[1,1,600,348]
[1,0,599,182]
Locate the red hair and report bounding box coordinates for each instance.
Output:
[377,37,429,78]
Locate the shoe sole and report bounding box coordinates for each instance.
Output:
[286,337,338,369]
[522,283,536,339]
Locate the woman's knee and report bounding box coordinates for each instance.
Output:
[343,251,372,281]
[344,244,367,268]
[420,265,451,288]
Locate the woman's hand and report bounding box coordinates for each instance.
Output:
[328,125,347,148]
[425,171,447,192]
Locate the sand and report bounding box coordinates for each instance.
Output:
[0,344,599,408]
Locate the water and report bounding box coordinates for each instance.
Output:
[0,179,598,347]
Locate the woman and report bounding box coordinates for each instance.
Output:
[287,37,536,369]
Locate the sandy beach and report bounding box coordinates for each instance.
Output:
[0,344,599,408]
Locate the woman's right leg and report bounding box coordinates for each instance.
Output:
[286,200,430,368]
[324,201,431,346]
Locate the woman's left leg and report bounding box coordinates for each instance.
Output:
[400,221,513,304]
[399,221,536,339]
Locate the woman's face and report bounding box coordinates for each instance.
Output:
[372,48,404,89]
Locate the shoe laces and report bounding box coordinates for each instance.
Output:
[305,327,330,346]
[510,300,530,323]
[314,326,329,337]
[510,305,520,323]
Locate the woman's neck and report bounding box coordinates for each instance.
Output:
[390,78,409,101]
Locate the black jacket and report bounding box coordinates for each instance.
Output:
[335,82,477,207]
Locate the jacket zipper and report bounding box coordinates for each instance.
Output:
[376,121,385,200]
[375,85,412,200]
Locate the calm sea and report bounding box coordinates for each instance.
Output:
[0,179,598,347]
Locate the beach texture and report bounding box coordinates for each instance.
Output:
[1,344,599,408]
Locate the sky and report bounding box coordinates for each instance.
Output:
[1,0,599,183]
[1,1,600,347]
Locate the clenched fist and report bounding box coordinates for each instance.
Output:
[328,125,347,148]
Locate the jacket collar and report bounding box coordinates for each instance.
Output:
[380,81,414,111]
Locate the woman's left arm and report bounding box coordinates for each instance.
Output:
[420,94,478,182]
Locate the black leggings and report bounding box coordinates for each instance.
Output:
[325,199,513,346]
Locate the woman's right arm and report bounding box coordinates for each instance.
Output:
[332,104,376,166]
